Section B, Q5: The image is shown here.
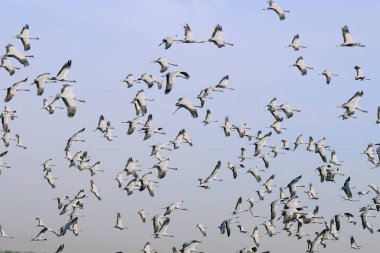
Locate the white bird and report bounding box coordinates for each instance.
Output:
[0,225,13,238]
[164,71,190,94]
[104,121,116,141]
[143,241,156,253]
[30,227,48,241]
[151,56,178,73]
[42,96,64,115]
[181,24,206,44]
[159,35,181,49]
[338,25,365,47]
[233,196,249,215]
[245,167,263,183]
[122,116,143,135]
[1,130,14,148]
[51,60,76,82]
[180,240,203,253]
[44,170,56,188]
[121,73,140,88]
[196,224,207,237]
[138,209,147,223]
[251,226,260,247]
[88,161,103,176]
[263,0,290,21]
[5,44,33,67]
[199,160,223,189]
[208,24,233,48]
[93,115,107,133]
[286,34,306,50]
[269,117,286,134]
[151,158,178,179]
[64,128,85,151]
[221,116,233,137]
[154,216,173,238]
[132,89,152,116]
[57,84,86,118]
[140,126,166,141]
[14,24,39,51]
[263,174,276,193]
[90,179,101,201]
[163,201,188,216]
[227,162,245,179]
[291,56,313,75]
[376,107,380,124]
[215,75,234,90]
[15,133,27,149]
[320,70,338,85]
[350,235,362,249]
[338,90,367,119]
[330,150,343,165]
[354,66,370,81]
[4,78,30,102]
[254,131,272,156]
[115,212,126,230]
[124,157,141,178]
[0,56,20,75]
[202,109,218,126]
[279,103,301,118]
[115,172,124,188]
[31,73,56,96]
[305,183,319,200]
[137,73,162,89]
[173,97,199,118]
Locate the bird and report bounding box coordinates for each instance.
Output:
[173,97,199,118]
[279,103,300,118]
[232,196,249,215]
[202,109,218,126]
[181,24,206,44]
[14,24,39,51]
[376,107,380,124]
[4,44,33,66]
[341,176,353,199]
[121,73,141,88]
[42,96,64,114]
[208,24,233,47]
[139,126,166,141]
[56,84,86,117]
[138,209,147,223]
[227,162,245,179]
[122,116,143,135]
[163,201,188,216]
[180,240,203,253]
[338,25,365,47]
[115,212,126,230]
[51,60,76,82]
[338,90,367,119]
[55,244,64,253]
[31,73,56,96]
[132,89,152,116]
[269,117,286,134]
[330,150,343,165]
[196,224,207,237]
[15,133,27,149]
[319,70,338,85]
[44,170,56,188]
[93,115,107,133]
[0,56,20,75]
[64,128,85,151]
[199,160,223,188]
[31,227,49,241]
[350,235,362,249]
[137,73,162,89]
[291,56,313,75]
[90,179,101,201]
[159,35,181,49]
[263,0,290,21]
[4,78,30,102]
[305,183,319,200]
[215,75,234,90]
[286,175,303,197]
[163,71,190,94]
[245,167,263,183]
[263,174,276,193]
[286,34,306,50]
[0,225,13,238]
[354,66,370,81]
[151,56,178,73]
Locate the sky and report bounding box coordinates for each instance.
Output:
[0,0,380,252]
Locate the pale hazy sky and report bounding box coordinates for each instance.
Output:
[1,1,380,252]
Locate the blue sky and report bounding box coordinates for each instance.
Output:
[0,1,380,252]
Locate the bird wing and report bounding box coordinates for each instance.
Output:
[56,60,72,80]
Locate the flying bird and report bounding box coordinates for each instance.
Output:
[51,60,76,82]
[338,25,365,47]
[354,66,370,81]
[263,0,290,21]
[5,44,33,66]
[286,34,306,50]
[173,97,199,118]
[4,78,30,102]
[319,70,338,85]
[291,56,313,75]
[208,24,233,47]
[0,56,20,75]
[57,84,86,117]
[14,24,39,51]
[163,71,190,94]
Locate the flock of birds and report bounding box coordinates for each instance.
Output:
[0,1,380,253]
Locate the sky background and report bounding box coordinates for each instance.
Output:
[1,0,380,252]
